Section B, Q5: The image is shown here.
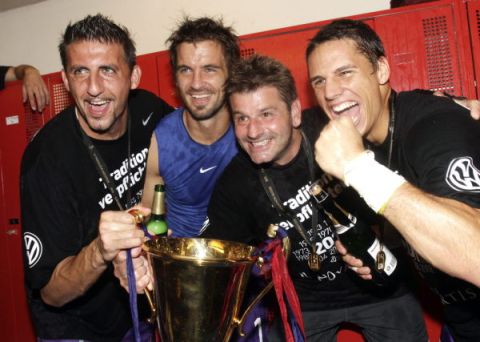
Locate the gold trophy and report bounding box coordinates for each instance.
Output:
[143,237,276,342]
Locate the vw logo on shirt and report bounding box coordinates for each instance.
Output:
[24,232,43,268]
[446,156,480,192]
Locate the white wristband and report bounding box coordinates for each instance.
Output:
[344,150,406,214]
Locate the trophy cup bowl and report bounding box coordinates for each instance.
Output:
[143,237,259,342]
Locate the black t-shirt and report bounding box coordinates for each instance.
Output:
[203,107,409,312]
[21,89,173,341]
[372,90,480,340]
[0,65,9,90]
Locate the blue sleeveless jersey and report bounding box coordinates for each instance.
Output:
[155,108,238,237]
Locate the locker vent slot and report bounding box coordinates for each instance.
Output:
[477,9,480,40]
[25,106,43,141]
[422,16,455,93]
[53,83,73,115]
[240,48,256,59]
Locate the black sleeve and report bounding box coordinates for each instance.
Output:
[152,93,174,119]
[201,161,259,245]
[404,106,480,208]
[21,145,88,290]
[0,65,10,90]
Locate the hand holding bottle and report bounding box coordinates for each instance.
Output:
[336,240,373,281]
[309,180,398,286]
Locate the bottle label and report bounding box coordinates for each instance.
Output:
[367,238,398,275]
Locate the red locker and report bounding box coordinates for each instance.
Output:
[467,0,480,98]
[0,80,39,342]
[137,52,161,96]
[156,50,182,108]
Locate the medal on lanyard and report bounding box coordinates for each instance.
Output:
[308,248,321,271]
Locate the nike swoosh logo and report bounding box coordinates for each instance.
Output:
[200,166,217,174]
[142,112,154,126]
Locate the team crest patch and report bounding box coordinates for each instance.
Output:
[446,156,480,192]
[24,232,43,268]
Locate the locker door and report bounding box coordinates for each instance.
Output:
[47,72,73,119]
[466,0,480,98]
[0,74,72,341]
[156,50,181,108]
[0,81,37,342]
[372,0,474,97]
[0,148,18,340]
[137,52,161,96]
[240,25,322,109]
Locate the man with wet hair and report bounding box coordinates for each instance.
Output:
[21,14,172,341]
[202,54,428,341]
[308,18,480,341]
[140,17,239,237]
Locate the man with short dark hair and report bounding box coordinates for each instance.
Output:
[201,54,428,341]
[21,14,173,341]
[308,18,480,341]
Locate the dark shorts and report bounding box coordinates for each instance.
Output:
[268,292,427,342]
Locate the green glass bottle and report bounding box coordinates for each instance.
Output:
[146,184,168,236]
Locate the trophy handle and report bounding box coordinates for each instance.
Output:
[144,288,157,324]
[234,234,291,336]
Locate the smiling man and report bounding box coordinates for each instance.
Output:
[307,19,480,341]
[201,54,427,341]
[140,17,239,237]
[21,14,173,341]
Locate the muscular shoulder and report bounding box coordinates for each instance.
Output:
[155,107,183,132]
[396,90,476,148]
[396,90,469,129]
[396,91,480,201]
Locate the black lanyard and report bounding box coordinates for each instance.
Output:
[386,91,397,169]
[259,130,321,271]
[77,111,132,211]
[77,111,145,342]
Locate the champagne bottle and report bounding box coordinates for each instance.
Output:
[309,180,397,286]
[147,184,168,236]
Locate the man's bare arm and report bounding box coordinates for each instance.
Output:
[40,211,145,307]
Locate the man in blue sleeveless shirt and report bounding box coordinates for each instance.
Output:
[141,17,239,237]
[133,17,271,341]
